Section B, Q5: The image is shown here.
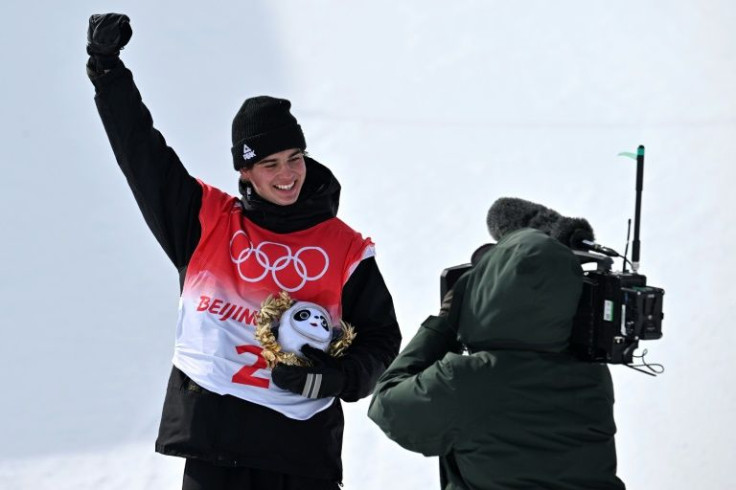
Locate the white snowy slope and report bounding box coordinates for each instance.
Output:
[0,0,734,489]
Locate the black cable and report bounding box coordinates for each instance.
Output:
[626,349,664,376]
[622,218,631,273]
[621,255,635,272]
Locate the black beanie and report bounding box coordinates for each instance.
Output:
[230,96,307,170]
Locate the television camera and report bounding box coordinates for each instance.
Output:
[440,145,664,367]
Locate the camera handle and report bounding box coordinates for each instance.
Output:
[573,250,613,272]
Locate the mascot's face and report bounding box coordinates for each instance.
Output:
[290,306,331,342]
[277,302,333,355]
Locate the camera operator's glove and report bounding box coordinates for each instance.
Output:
[271,345,345,399]
[86,13,132,78]
[439,289,454,318]
[436,283,464,353]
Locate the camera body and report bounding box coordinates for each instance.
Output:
[439,250,665,365]
[570,252,664,364]
[440,263,472,301]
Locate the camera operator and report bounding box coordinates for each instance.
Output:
[368,199,626,490]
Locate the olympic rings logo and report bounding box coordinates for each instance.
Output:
[229,231,330,292]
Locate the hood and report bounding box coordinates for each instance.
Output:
[457,228,583,353]
[239,156,341,233]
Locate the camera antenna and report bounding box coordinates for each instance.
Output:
[622,218,631,273]
[632,145,645,272]
[618,145,645,272]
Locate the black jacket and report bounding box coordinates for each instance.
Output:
[91,62,401,482]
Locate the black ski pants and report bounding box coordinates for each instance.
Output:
[182,459,342,490]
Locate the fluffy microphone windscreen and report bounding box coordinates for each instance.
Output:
[486,197,561,241]
[486,197,595,248]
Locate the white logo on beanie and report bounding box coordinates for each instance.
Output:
[242,144,256,160]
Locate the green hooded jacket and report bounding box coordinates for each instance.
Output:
[368,229,625,489]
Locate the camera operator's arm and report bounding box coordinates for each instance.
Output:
[367,314,464,456]
[87,14,202,269]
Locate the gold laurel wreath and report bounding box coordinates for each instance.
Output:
[254,291,357,368]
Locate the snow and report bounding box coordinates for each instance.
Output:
[1,0,734,488]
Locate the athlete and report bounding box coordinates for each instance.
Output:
[86,13,401,490]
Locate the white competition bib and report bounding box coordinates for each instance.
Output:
[172,182,374,420]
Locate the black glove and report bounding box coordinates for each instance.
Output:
[86,13,132,76]
[433,288,462,353]
[271,345,346,399]
[439,289,454,318]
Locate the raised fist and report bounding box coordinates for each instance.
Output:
[87,13,132,57]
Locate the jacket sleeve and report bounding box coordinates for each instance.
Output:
[367,315,463,456]
[338,257,402,402]
[91,61,202,269]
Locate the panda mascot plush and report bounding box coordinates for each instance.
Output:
[255,291,356,368]
[278,302,333,354]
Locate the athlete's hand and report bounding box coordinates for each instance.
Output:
[87,13,132,56]
[86,13,132,77]
[271,346,346,399]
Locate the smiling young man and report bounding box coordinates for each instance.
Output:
[240,148,306,206]
[232,97,308,207]
[86,13,401,490]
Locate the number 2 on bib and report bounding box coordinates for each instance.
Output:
[232,344,270,388]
